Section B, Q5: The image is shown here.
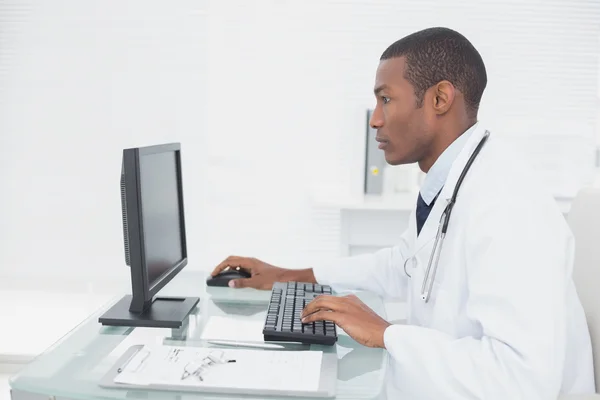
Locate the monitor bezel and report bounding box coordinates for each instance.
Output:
[123,142,188,309]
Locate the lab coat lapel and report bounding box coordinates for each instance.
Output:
[414,123,489,249]
[413,191,446,249]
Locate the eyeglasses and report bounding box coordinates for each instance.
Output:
[180,350,236,381]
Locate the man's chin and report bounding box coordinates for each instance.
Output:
[384,154,404,166]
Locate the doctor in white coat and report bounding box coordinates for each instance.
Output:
[211,27,595,399]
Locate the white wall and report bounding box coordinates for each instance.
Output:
[1,0,599,288]
[0,1,209,285]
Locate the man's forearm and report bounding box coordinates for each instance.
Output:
[281,268,317,284]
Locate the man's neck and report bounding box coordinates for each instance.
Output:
[419,119,477,173]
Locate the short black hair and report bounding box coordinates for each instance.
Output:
[381,27,487,117]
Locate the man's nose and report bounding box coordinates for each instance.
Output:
[369,109,384,129]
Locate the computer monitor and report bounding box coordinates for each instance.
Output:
[99,142,199,328]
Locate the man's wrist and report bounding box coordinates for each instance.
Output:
[378,321,393,349]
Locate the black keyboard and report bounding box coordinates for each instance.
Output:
[262,281,338,346]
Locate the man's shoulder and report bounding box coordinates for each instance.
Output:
[466,134,562,218]
[473,134,545,193]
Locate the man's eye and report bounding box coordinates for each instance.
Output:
[381,96,390,104]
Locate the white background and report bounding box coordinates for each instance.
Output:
[1,0,599,288]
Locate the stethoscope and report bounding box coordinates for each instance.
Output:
[404,130,490,303]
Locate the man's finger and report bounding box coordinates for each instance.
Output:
[301,295,347,318]
[210,256,235,276]
[228,277,253,288]
[301,310,340,324]
[210,255,248,277]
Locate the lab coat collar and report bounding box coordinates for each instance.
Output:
[415,122,489,248]
[420,123,478,205]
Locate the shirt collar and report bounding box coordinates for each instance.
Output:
[419,122,479,205]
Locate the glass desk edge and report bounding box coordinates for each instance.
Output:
[9,288,390,400]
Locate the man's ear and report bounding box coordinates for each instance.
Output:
[432,80,455,115]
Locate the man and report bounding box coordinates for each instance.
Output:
[210,27,594,398]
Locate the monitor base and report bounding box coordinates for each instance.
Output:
[98,295,199,328]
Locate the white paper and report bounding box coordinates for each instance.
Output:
[107,327,173,360]
[114,344,323,393]
[199,316,265,342]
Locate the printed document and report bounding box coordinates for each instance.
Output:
[113,344,323,392]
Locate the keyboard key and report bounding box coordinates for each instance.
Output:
[302,323,313,333]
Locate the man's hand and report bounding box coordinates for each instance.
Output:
[301,294,391,348]
[210,255,316,290]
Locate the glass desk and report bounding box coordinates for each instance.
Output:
[9,271,388,400]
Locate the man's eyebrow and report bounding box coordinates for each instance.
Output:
[374,84,389,95]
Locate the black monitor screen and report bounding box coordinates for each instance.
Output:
[138,150,184,287]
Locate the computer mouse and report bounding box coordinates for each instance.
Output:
[206,266,251,287]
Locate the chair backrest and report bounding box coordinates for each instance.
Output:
[567,186,600,392]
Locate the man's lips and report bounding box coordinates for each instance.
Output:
[376,137,389,149]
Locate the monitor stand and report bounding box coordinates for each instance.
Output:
[98,295,199,328]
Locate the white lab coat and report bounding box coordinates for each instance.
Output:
[313,124,595,399]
